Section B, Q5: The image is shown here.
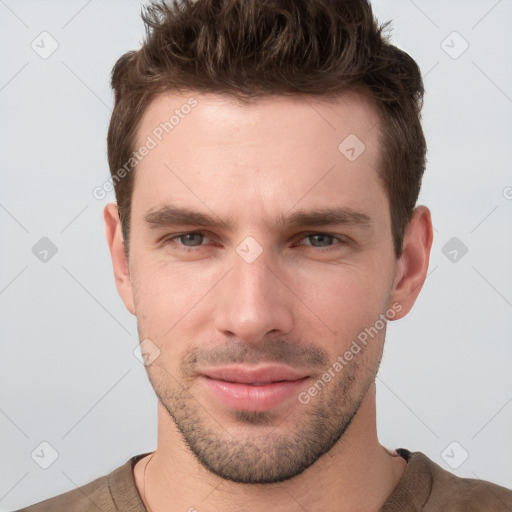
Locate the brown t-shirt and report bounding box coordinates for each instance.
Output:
[14,449,512,511]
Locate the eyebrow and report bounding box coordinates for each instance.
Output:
[281,208,372,229]
[144,206,234,230]
[143,205,372,231]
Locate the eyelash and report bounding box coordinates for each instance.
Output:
[160,231,348,250]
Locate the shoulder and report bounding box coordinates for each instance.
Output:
[12,454,148,512]
[403,449,512,511]
[13,473,112,512]
[423,453,512,510]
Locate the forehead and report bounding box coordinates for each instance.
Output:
[136,90,381,151]
[131,91,386,230]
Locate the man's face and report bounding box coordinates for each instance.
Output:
[126,92,399,483]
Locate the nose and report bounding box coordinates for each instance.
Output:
[213,251,294,344]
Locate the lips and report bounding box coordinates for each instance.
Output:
[199,365,310,412]
[201,366,309,384]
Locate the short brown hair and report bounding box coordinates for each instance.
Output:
[107,0,426,259]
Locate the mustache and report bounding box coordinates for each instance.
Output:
[181,338,330,373]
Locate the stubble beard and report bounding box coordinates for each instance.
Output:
[146,343,383,484]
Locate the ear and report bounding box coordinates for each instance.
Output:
[388,205,433,320]
[104,202,135,315]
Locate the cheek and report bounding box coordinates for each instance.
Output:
[291,262,390,341]
[131,258,220,335]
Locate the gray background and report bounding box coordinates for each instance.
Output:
[1,0,511,509]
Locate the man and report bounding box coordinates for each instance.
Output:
[17,0,512,510]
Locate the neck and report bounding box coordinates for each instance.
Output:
[135,383,406,512]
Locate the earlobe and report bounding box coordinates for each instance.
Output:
[389,205,433,320]
[104,202,135,315]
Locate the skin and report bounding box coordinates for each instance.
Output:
[104,91,433,511]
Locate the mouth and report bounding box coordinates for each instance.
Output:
[198,365,310,412]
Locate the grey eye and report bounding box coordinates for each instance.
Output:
[178,233,205,246]
[306,234,336,247]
